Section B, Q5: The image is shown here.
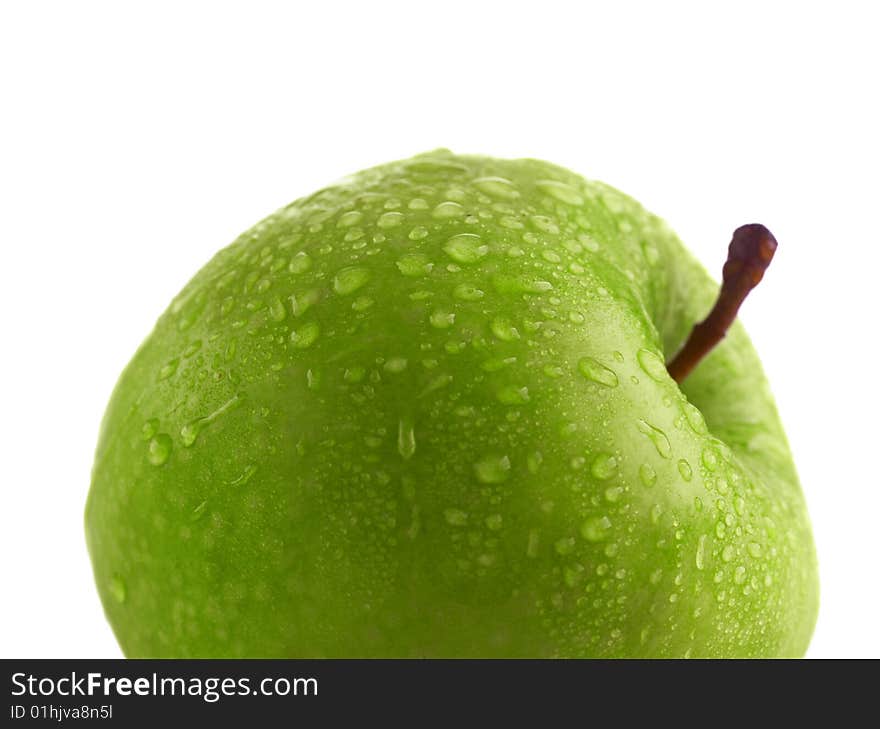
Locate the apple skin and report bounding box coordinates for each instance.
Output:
[85,150,818,657]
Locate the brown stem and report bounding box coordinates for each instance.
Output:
[667,224,777,384]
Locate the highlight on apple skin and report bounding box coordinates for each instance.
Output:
[85,149,819,657]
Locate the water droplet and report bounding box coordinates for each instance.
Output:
[496,385,529,405]
[683,402,708,434]
[141,418,159,441]
[333,266,371,295]
[491,316,520,341]
[637,419,672,459]
[485,514,503,531]
[444,233,489,264]
[637,348,668,382]
[408,226,429,241]
[147,434,172,466]
[109,575,126,603]
[492,275,553,295]
[289,251,313,274]
[397,417,416,460]
[444,508,468,526]
[306,368,321,390]
[650,503,663,524]
[678,459,693,481]
[377,211,405,228]
[581,515,612,542]
[395,252,432,277]
[452,283,484,301]
[473,176,519,199]
[535,179,584,205]
[650,568,663,585]
[180,396,240,447]
[158,358,179,381]
[604,486,623,502]
[474,454,511,483]
[384,357,408,373]
[529,215,560,234]
[180,420,204,447]
[734,565,747,584]
[578,357,619,388]
[696,534,707,570]
[290,288,320,317]
[747,542,763,558]
[721,545,735,562]
[337,210,363,227]
[591,452,618,480]
[481,357,515,372]
[352,296,374,312]
[429,309,455,329]
[290,321,320,349]
[554,536,576,556]
[269,297,287,322]
[701,447,719,471]
[432,201,465,218]
[344,367,365,383]
[639,463,657,487]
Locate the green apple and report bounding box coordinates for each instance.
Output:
[85,149,818,657]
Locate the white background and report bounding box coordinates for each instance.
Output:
[1,1,877,658]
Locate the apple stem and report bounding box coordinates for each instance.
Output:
[666,223,778,384]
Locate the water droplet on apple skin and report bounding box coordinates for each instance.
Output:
[108,575,126,603]
[696,534,708,570]
[290,321,320,349]
[333,266,371,295]
[432,201,466,218]
[474,454,511,484]
[444,233,489,264]
[581,516,612,542]
[429,309,455,329]
[578,357,619,388]
[397,417,416,460]
[637,348,668,382]
[536,179,584,205]
[335,210,363,228]
[147,434,172,466]
[591,453,618,480]
[639,463,657,487]
[377,211,405,228]
[473,176,519,199]
[637,419,672,459]
[141,418,159,441]
[678,459,693,481]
